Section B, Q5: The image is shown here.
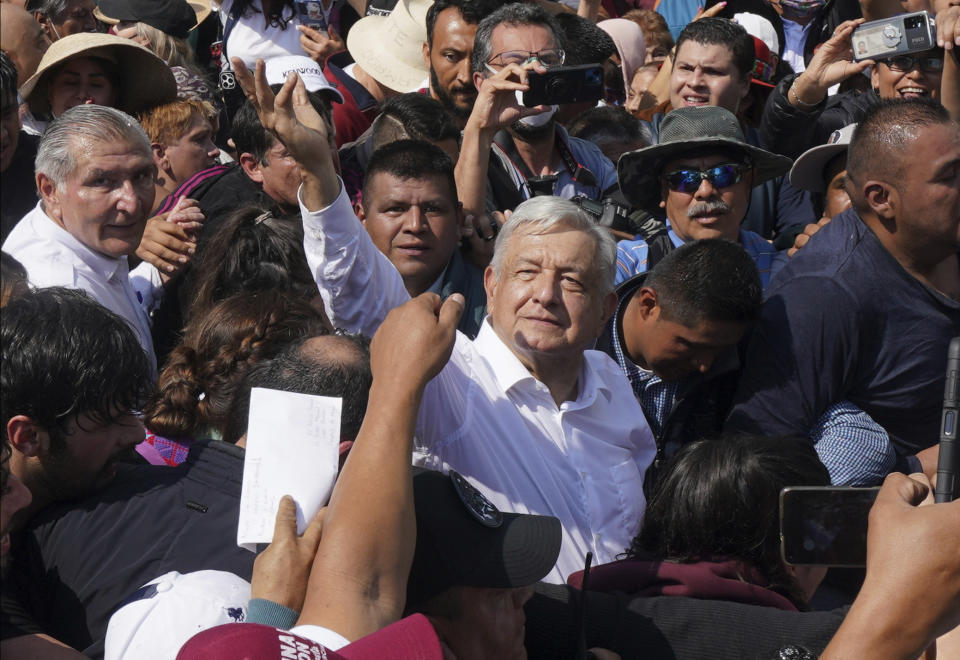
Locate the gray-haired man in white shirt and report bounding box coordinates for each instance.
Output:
[4,104,164,372]
[235,59,656,583]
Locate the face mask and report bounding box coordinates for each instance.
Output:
[778,0,825,21]
[514,90,557,128]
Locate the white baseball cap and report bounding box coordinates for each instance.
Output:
[264,55,345,103]
[734,12,780,55]
[104,570,251,660]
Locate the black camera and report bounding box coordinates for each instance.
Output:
[522,64,605,107]
[570,195,636,234]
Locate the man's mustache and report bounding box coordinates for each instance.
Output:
[687,200,731,217]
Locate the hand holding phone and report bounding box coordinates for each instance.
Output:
[780,486,880,567]
[851,11,937,62]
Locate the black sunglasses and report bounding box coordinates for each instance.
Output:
[662,163,748,193]
[881,55,944,73]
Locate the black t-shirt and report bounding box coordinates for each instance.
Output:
[727,208,960,457]
[0,567,45,642]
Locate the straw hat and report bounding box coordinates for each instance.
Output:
[346,0,432,93]
[617,105,793,213]
[94,0,212,38]
[18,32,177,116]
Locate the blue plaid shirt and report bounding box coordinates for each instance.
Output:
[811,401,895,486]
[615,226,786,288]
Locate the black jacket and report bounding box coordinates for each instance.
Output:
[760,73,880,160]
[526,582,845,660]
[6,441,255,658]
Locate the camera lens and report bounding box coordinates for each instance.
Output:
[547,77,568,97]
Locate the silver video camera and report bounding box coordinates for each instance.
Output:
[851,11,937,62]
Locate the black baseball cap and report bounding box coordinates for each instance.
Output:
[94,0,200,39]
[406,469,562,610]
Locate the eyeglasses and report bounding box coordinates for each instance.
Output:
[487,49,565,68]
[881,55,944,73]
[662,163,748,193]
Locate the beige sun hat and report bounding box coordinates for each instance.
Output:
[346,0,432,93]
[18,32,177,116]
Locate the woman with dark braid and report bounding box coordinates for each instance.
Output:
[140,290,330,465]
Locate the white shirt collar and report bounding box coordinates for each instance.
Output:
[32,203,126,282]
[473,317,609,405]
[473,317,537,394]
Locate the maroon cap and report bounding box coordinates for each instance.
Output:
[177,614,442,659]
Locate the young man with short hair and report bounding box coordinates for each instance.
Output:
[596,239,762,489]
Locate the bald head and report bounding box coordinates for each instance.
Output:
[225,334,373,444]
[0,3,49,82]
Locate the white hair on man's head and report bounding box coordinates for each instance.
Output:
[490,195,617,294]
[35,104,152,189]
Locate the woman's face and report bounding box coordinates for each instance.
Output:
[47,57,118,116]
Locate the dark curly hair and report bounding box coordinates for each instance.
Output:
[143,290,329,440]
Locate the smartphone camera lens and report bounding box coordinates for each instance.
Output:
[546,77,568,98]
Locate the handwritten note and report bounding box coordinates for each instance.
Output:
[237,387,342,551]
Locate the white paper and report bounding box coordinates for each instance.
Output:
[237,387,342,552]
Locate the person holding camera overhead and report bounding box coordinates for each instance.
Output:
[759,10,954,159]
[454,2,620,256]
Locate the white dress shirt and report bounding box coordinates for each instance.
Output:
[3,203,160,372]
[301,182,657,583]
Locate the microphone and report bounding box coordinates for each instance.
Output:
[934,337,960,503]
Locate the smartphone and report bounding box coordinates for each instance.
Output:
[295,0,328,33]
[780,486,880,567]
[523,64,604,107]
[851,11,937,62]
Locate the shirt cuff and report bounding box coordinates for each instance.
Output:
[246,598,300,630]
[297,177,346,217]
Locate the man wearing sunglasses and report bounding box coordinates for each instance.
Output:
[615,105,792,289]
[592,105,790,484]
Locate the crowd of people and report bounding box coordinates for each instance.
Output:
[0,0,958,656]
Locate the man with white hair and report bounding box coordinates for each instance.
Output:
[2,104,161,370]
[235,60,656,583]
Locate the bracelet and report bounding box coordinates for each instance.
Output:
[789,81,820,110]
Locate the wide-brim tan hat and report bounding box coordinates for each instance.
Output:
[19,32,177,116]
[94,0,212,33]
[346,0,431,93]
[617,105,793,214]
